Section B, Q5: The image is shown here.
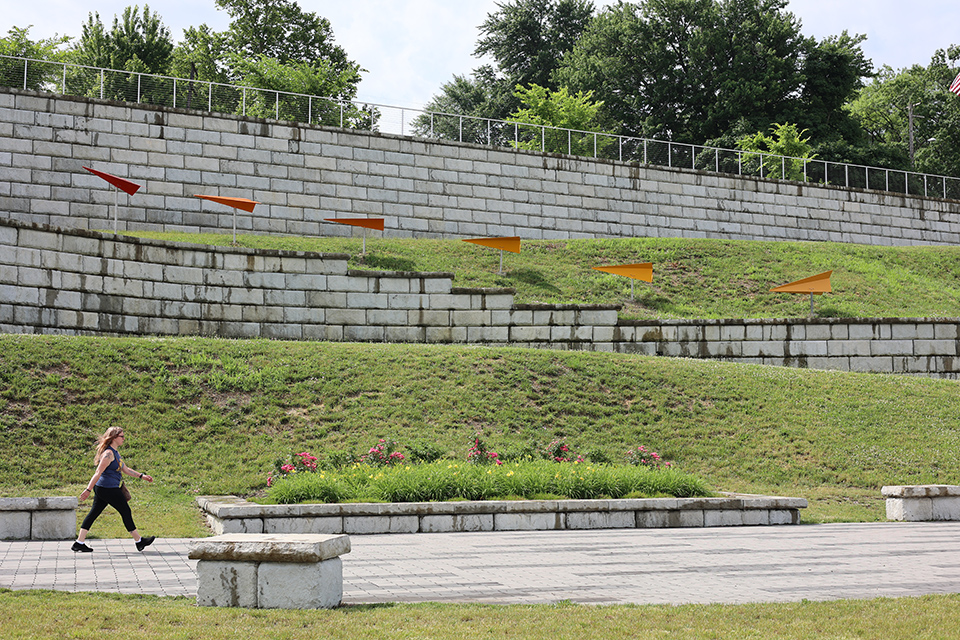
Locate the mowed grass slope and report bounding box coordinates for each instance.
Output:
[3,334,959,536]
[125,233,960,320]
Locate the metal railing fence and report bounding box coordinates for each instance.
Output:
[4,54,960,201]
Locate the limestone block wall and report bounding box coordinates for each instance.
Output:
[0,218,619,347]
[615,318,960,378]
[2,218,959,377]
[2,87,960,247]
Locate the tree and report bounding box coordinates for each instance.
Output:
[421,0,595,129]
[68,5,174,103]
[170,0,368,127]
[214,0,351,71]
[413,67,509,143]
[555,0,870,147]
[476,0,595,92]
[0,26,71,91]
[846,46,960,177]
[736,122,816,181]
[506,84,613,155]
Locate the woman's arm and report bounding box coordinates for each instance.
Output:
[79,450,114,502]
[121,462,153,483]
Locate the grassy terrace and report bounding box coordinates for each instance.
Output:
[125,233,960,320]
[2,235,959,637]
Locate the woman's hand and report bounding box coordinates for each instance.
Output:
[79,488,91,502]
[142,474,153,483]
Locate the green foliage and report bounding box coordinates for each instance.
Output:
[475,0,595,93]
[507,83,613,155]
[847,45,960,176]
[67,5,174,102]
[419,0,595,134]
[555,0,870,147]
[736,123,817,181]
[267,460,708,504]
[0,26,71,91]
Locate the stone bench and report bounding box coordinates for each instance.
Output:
[0,497,77,540]
[187,533,351,609]
[883,485,960,521]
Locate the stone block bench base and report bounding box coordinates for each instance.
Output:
[0,497,78,540]
[188,533,351,609]
[197,494,807,536]
[883,485,960,521]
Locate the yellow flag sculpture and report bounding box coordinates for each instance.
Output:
[463,236,521,273]
[771,271,832,317]
[592,262,653,299]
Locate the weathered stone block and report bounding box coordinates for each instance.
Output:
[343,515,418,534]
[257,558,343,609]
[30,509,75,540]
[197,560,259,608]
[0,511,31,540]
[565,511,635,530]
[420,514,494,533]
[494,512,564,531]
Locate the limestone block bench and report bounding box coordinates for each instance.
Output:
[0,497,77,540]
[188,533,351,609]
[883,485,960,521]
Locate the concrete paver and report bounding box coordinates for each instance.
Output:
[2,522,959,605]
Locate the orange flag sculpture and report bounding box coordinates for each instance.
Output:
[771,271,832,316]
[462,236,521,274]
[84,166,142,234]
[592,263,653,299]
[324,218,385,253]
[195,195,259,243]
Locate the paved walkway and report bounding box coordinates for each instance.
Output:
[2,523,960,605]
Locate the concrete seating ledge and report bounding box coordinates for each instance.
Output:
[883,485,960,521]
[188,533,350,609]
[197,494,807,535]
[0,497,78,540]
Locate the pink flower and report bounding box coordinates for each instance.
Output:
[280,464,295,473]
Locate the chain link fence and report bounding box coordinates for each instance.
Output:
[4,54,960,201]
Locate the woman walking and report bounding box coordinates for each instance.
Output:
[72,426,155,553]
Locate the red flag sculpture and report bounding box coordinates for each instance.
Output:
[83,166,142,234]
[324,218,386,253]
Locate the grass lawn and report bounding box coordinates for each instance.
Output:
[2,334,958,536]
[1,591,959,640]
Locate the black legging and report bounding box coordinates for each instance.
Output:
[80,486,137,532]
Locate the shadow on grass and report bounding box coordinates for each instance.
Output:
[357,255,419,272]
[504,268,562,294]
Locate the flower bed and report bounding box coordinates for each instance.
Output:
[267,460,708,505]
[265,436,699,505]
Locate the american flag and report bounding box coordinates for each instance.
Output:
[951,70,960,96]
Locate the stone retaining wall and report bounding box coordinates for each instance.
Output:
[3,87,960,246]
[3,218,960,376]
[198,495,806,535]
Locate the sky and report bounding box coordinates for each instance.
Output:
[5,0,960,110]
